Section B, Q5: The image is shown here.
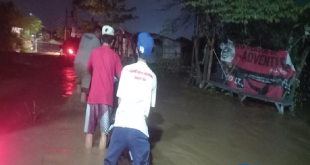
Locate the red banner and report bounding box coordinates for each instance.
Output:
[225,45,296,99]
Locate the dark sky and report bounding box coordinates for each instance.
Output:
[1,0,193,39]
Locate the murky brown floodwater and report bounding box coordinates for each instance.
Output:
[0,54,309,165]
[61,67,75,98]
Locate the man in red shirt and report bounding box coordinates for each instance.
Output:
[84,25,123,150]
[104,32,156,165]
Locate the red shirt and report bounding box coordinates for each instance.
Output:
[87,45,123,105]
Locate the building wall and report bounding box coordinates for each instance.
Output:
[162,38,181,59]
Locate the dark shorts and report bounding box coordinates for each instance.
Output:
[84,104,112,135]
[104,127,150,165]
[74,63,91,92]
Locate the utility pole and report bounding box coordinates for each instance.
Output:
[69,3,77,38]
[64,8,68,40]
[64,0,77,40]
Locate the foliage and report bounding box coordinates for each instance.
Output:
[291,26,310,108]
[223,20,291,50]
[207,84,216,93]
[56,26,65,40]
[0,2,43,51]
[295,64,310,108]
[222,9,310,108]
[20,16,43,39]
[220,8,310,61]
[160,7,195,36]
[183,0,305,24]
[80,18,102,33]
[162,0,310,108]
[24,101,43,123]
[73,0,137,25]
[0,2,22,51]
[157,57,180,73]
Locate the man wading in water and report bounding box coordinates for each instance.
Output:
[84,25,123,150]
[104,32,157,165]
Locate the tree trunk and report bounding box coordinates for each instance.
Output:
[192,12,202,84]
[289,47,310,101]
[194,38,202,84]
[190,40,195,77]
[206,25,216,81]
[202,43,210,81]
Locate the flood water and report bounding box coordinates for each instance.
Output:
[0,54,309,165]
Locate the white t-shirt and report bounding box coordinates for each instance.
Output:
[114,61,157,137]
[74,33,101,67]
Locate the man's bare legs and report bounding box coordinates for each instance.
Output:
[75,84,87,103]
[85,133,107,150]
[81,92,87,103]
[80,72,90,103]
[99,132,107,150]
[76,84,81,94]
[85,134,93,149]
[80,86,89,103]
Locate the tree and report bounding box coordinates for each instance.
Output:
[181,0,310,108]
[182,0,305,24]
[20,16,43,39]
[183,0,308,82]
[73,0,137,25]
[162,0,310,107]
[56,25,65,40]
[0,2,43,51]
[0,2,22,51]
[80,17,101,33]
[161,0,308,83]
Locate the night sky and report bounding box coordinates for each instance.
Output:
[1,0,193,39]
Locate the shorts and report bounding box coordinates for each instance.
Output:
[74,63,91,93]
[104,127,150,165]
[84,104,112,135]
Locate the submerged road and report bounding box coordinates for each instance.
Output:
[0,54,309,165]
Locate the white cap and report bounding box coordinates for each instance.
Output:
[102,25,114,36]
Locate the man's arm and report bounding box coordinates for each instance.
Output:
[93,38,101,49]
[116,67,127,105]
[145,76,157,118]
[151,76,157,108]
[118,98,122,106]
[115,54,123,79]
[87,51,94,72]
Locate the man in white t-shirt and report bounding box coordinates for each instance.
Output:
[74,25,102,102]
[104,32,157,165]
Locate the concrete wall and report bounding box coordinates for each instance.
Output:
[162,38,181,59]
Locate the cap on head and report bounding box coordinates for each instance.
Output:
[102,25,114,36]
[137,32,154,56]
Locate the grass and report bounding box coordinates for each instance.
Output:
[24,101,43,123]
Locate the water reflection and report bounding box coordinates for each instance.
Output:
[62,67,75,98]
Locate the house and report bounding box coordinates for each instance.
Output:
[11,27,23,36]
[109,29,192,71]
[150,33,182,59]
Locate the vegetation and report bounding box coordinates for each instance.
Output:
[162,0,310,109]
[56,26,65,40]
[73,0,137,26]
[0,2,22,51]
[183,0,304,24]
[0,2,43,52]
[20,16,42,39]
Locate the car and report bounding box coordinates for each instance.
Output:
[60,37,81,56]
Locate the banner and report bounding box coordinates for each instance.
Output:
[220,41,296,100]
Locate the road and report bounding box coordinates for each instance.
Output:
[29,39,63,55]
[0,54,310,165]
